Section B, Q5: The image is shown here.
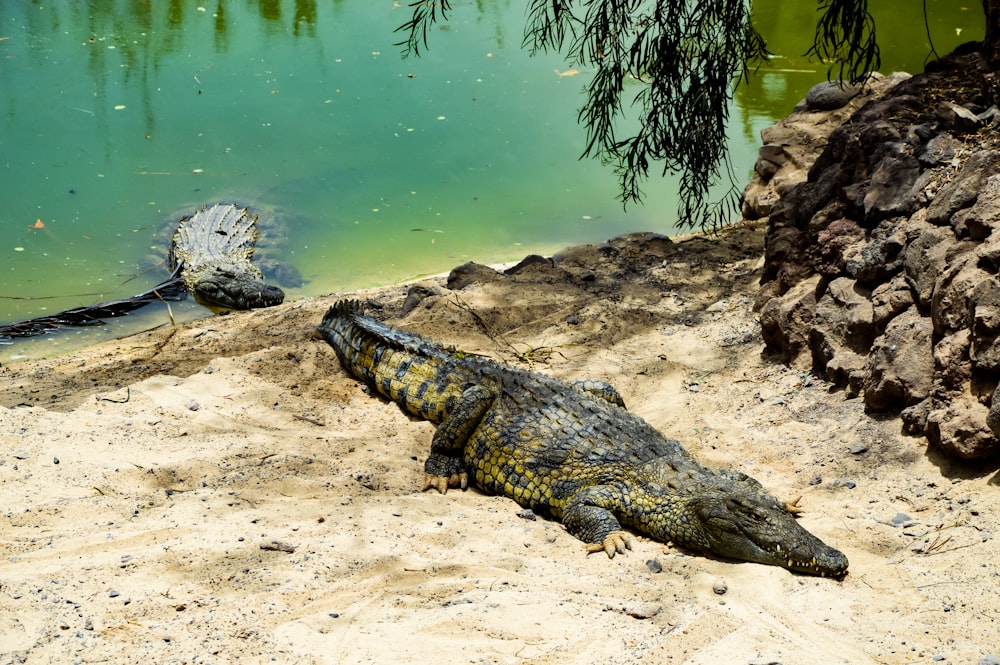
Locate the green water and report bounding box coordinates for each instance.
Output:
[0,1,981,361]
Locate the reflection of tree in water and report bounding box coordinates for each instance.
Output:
[17,0,322,139]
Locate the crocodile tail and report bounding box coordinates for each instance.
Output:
[317,299,441,385]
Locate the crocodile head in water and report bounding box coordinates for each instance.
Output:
[189,267,285,311]
[651,468,848,577]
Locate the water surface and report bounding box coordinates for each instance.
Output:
[0,1,981,360]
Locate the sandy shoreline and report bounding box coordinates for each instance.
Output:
[2,223,999,664]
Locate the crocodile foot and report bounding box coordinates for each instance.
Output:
[585,530,632,558]
[422,472,469,494]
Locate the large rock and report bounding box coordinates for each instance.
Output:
[925,150,1000,226]
[969,278,1000,371]
[759,274,821,366]
[808,277,874,392]
[753,47,1000,459]
[863,308,933,412]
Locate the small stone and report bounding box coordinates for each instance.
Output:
[84,618,93,631]
[849,442,869,454]
[53,457,60,465]
[808,474,822,486]
[979,655,1000,665]
[515,509,536,521]
[624,603,662,619]
[186,400,200,411]
[712,580,728,595]
[891,512,913,526]
[109,589,120,598]
[645,559,662,574]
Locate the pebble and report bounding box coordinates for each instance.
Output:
[848,442,869,454]
[891,512,914,527]
[109,589,120,598]
[186,400,200,412]
[645,558,662,573]
[712,580,728,595]
[979,655,1000,665]
[808,474,822,486]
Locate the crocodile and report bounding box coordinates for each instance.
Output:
[316,300,849,576]
[170,203,285,311]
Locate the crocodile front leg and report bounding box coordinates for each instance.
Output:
[422,384,496,494]
[562,485,633,558]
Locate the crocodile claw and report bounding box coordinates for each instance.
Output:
[422,472,469,494]
[585,530,632,558]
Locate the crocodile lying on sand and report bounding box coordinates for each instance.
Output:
[316,300,849,577]
[170,203,285,311]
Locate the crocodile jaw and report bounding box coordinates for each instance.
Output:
[665,472,849,577]
[191,271,285,311]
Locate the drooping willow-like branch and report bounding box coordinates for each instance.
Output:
[806,0,881,83]
[396,0,454,57]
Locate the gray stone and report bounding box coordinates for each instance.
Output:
[926,150,1000,225]
[927,396,998,459]
[806,80,865,110]
[863,148,921,222]
[969,278,1000,371]
[904,225,958,308]
[760,274,822,367]
[964,173,1000,240]
[863,308,934,412]
[918,133,957,166]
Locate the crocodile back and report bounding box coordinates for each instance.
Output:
[171,203,262,278]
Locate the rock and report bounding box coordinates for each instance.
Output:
[930,253,987,335]
[810,218,865,277]
[847,217,907,284]
[760,274,821,366]
[904,225,959,309]
[936,100,982,132]
[969,278,1000,371]
[986,383,1000,438]
[926,150,1000,226]
[447,262,501,290]
[805,80,865,110]
[504,254,553,275]
[400,283,442,316]
[863,308,934,412]
[926,396,998,459]
[890,512,913,526]
[870,274,914,331]
[933,330,973,396]
[863,147,921,222]
[917,133,957,166]
[964,173,1000,240]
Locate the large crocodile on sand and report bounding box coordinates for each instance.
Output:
[316,300,849,576]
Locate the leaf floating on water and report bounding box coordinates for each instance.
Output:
[14,247,25,252]
[114,104,126,110]
[192,168,204,174]
[436,116,446,121]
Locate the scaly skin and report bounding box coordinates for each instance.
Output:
[316,300,849,576]
[171,203,284,311]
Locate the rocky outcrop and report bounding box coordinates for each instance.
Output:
[751,44,1000,458]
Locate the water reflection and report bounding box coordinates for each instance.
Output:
[0,0,984,361]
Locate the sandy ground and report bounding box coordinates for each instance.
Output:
[2,223,999,664]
